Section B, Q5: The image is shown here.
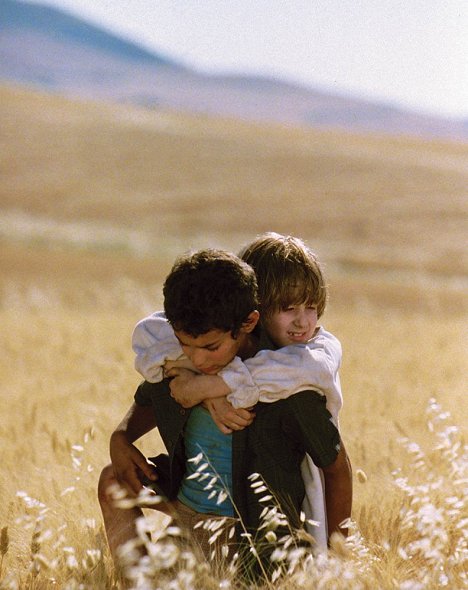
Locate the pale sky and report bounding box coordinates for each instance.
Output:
[26,0,468,119]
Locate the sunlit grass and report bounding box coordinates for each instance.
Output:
[0,82,466,587]
[0,277,465,588]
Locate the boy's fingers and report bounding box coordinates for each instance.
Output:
[229,411,255,427]
[134,456,157,481]
[120,470,143,496]
[165,368,179,378]
[212,417,233,434]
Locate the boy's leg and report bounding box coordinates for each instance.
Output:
[170,500,238,564]
[98,465,237,569]
[98,464,146,561]
[98,464,179,559]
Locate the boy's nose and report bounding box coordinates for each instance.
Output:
[293,310,307,327]
[190,348,208,370]
[294,311,308,328]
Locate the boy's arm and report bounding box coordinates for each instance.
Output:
[321,443,353,538]
[167,330,343,413]
[220,329,343,414]
[165,368,255,433]
[286,391,352,540]
[132,311,187,383]
[166,367,231,408]
[109,402,159,496]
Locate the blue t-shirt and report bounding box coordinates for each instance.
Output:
[177,406,234,516]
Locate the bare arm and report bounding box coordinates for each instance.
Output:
[321,442,353,539]
[109,403,159,496]
[165,368,255,434]
[166,367,230,408]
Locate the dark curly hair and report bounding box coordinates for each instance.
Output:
[163,249,258,338]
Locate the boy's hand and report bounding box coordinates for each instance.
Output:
[167,368,203,407]
[167,370,231,408]
[204,397,255,434]
[164,358,200,375]
[109,431,158,497]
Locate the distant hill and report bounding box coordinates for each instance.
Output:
[1,0,467,140]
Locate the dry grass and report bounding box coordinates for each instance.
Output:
[0,83,466,587]
[0,285,465,589]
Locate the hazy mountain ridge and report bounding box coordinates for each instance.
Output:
[0,0,178,65]
[1,0,467,140]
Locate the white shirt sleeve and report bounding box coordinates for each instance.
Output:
[221,327,343,422]
[132,311,185,382]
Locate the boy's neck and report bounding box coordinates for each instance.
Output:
[237,332,260,361]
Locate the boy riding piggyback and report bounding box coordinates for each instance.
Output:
[132,232,347,547]
[133,233,342,427]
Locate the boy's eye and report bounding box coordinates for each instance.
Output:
[206,345,220,352]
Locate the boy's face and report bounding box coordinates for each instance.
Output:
[263,303,318,348]
[174,312,259,374]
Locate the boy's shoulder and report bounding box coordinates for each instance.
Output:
[132,311,178,350]
[311,325,341,351]
[134,310,167,329]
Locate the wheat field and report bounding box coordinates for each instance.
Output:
[0,84,467,589]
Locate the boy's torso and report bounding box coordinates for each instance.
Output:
[135,379,339,533]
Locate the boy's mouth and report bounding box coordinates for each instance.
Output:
[287,331,308,341]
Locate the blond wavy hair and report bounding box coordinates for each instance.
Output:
[239,232,328,319]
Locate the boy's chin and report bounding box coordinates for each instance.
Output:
[199,366,220,375]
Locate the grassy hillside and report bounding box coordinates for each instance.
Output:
[0,84,466,588]
[1,84,467,315]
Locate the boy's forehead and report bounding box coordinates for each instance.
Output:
[174,328,234,347]
[283,282,313,303]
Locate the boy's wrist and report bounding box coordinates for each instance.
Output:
[110,428,136,449]
[196,375,231,399]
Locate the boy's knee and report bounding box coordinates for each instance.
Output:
[98,464,117,506]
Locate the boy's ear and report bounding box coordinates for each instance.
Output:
[241,310,260,333]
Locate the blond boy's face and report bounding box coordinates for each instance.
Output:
[263,304,318,348]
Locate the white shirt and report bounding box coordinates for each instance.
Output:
[132,312,343,424]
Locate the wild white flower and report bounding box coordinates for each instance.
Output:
[82,549,101,569]
[208,530,223,545]
[247,472,260,481]
[65,554,79,570]
[258,495,273,503]
[250,480,265,489]
[216,490,228,505]
[163,526,181,538]
[270,547,287,562]
[114,497,138,509]
[82,518,96,530]
[188,452,204,464]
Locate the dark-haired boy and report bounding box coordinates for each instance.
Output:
[98,249,352,576]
